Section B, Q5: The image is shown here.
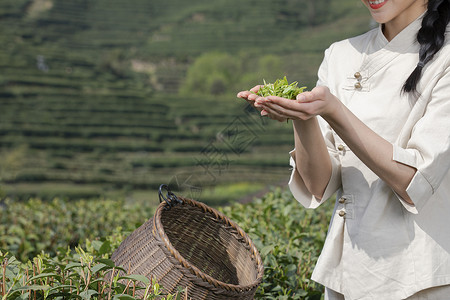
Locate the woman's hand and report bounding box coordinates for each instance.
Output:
[236,85,264,111]
[252,86,340,122]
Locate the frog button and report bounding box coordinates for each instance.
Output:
[339,210,346,217]
[338,197,346,204]
[337,144,345,151]
[354,72,362,79]
[354,82,362,89]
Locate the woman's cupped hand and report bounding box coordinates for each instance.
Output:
[237,85,339,122]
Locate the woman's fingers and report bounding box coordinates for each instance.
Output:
[258,98,296,121]
[257,96,318,120]
[296,86,330,102]
[249,85,263,93]
[237,85,263,99]
[260,106,287,122]
[237,90,252,99]
[257,96,300,113]
[296,91,313,102]
[237,87,267,113]
[246,99,263,112]
[247,93,259,101]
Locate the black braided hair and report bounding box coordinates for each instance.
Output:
[402,0,450,94]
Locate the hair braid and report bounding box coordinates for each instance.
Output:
[402,0,450,94]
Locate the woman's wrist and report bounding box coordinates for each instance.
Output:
[292,117,321,143]
[321,93,343,124]
[292,117,317,131]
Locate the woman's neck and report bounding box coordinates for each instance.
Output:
[382,6,426,41]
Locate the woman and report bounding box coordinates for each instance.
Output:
[237,0,450,299]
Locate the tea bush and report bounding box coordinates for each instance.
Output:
[0,198,156,262]
[0,246,183,300]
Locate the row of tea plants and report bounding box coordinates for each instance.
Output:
[1,188,333,299]
[0,245,184,300]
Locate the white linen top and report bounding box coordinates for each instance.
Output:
[289,15,450,300]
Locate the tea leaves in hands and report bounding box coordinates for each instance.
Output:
[256,76,307,100]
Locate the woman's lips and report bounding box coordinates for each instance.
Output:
[369,0,388,9]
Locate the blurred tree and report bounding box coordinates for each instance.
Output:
[0,145,27,199]
[258,55,283,81]
[180,52,283,96]
[179,52,240,95]
[0,145,27,181]
[98,49,131,79]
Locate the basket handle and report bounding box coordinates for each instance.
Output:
[158,184,183,210]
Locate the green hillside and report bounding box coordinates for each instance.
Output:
[0,0,372,205]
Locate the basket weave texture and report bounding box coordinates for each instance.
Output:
[111,195,264,299]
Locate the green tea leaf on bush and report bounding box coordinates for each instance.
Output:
[113,294,136,300]
[4,266,17,280]
[118,274,150,285]
[48,284,76,293]
[13,292,31,300]
[260,245,275,256]
[99,240,111,255]
[14,284,50,291]
[272,285,283,292]
[91,263,112,274]
[65,262,82,270]
[96,258,116,268]
[90,278,107,286]
[26,273,61,283]
[79,289,98,299]
[91,240,103,252]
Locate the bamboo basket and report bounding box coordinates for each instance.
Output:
[111,185,264,299]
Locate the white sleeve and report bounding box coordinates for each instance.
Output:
[392,66,450,214]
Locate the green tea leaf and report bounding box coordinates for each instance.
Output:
[26,273,61,283]
[118,274,150,285]
[48,284,76,293]
[98,241,111,255]
[64,262,82,270]
[96,258,116,268]
[260,245,275,256]
[113,294,137,300]
[79,289,98,300]
[256,76,307,100]
[14,284,50,292]
[91,263,111,274]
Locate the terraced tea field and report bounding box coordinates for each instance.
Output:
[1,86,294,204]
[0,0,371,205]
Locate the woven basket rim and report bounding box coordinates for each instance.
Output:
[152,195,264,293]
